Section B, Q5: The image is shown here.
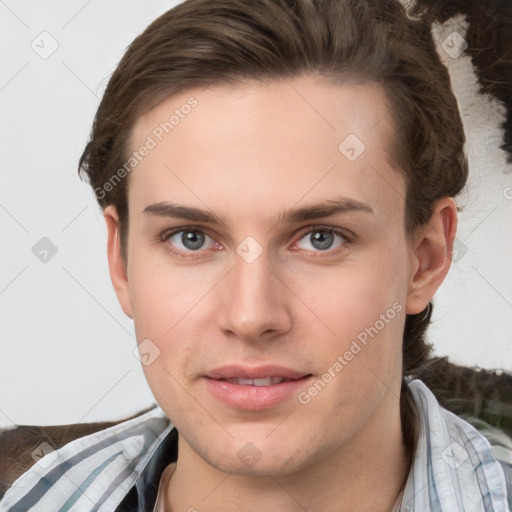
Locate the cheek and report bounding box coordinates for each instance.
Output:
[127,253,211,385]
[298,245,408,384]
[128,248,209,337]
[300,247,406,330]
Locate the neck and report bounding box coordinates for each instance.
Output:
[165,383,416,512]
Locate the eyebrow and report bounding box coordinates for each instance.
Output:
[142,196,373,227]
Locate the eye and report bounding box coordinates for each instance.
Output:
[163,228,218,255]
[160,225,351,258]
[294,227,349,252]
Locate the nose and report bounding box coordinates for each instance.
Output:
[218,247,293,343]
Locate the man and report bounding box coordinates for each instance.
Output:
[1,0,509,510]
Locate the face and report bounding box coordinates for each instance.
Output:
[106,75,435,477]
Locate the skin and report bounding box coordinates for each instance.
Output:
[104,74,457,511]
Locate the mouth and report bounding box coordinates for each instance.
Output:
[203,365,313,410]
[221,376,299,386]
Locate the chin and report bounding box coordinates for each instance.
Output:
[193,432,322,478]
[211,451,308,478]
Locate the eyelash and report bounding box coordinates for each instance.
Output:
[159,225,353,259]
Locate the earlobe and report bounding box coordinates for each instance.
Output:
[406,197,458,315]
[104,205,133,319]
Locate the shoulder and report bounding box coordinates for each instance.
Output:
[405,359,512,511]
[0,405,173,512]
[404,378,510,509]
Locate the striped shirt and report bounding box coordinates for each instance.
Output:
[0,379,509,511]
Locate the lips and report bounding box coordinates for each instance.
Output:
[223,377,291,386]
[205,365,309,381]
[203,365,313,410]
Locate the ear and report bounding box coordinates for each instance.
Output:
[104,205,133,319]
[406,197,458,315]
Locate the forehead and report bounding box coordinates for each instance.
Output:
[127,75,405,228]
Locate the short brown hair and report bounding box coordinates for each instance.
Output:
[78,0,468,377]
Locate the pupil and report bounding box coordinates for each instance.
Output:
[183,230,204,250]
[312,231,333,250]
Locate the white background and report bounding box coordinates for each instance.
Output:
[1,1,511,427]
